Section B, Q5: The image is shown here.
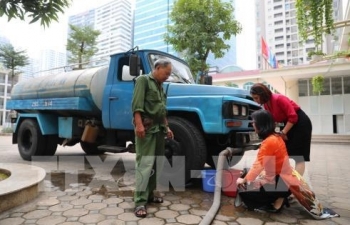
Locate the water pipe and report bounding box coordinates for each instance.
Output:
[199,147,242,225]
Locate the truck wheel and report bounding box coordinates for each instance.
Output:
[44,135,58,156]
[17,119,45,161]
[80,141,103,155]
[162,117,206,186]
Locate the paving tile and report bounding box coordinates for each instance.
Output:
[0,217,25,225]
[63,208,89,217]
[138,217,165,225]
[155,209,179,219]
[100,207,124,216]
[70,198,92,206]
[78,214,106,223]
[59,222,83,225]
[118,212,141,221]
[176,214,202,224]
[84,202,108,210]
[49,203,73,212]
[169,203,191,211]
[36,215,66,225]
[37,197,60,206]
[97,219,126,225]
[23,209,51,220]
[236,217,264,225]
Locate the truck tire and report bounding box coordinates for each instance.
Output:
[80,141,102,155]
[17,119,46,161]
[162,117,206,186]
[43,135,58,156]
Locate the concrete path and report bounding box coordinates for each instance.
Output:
[0,136,349,224]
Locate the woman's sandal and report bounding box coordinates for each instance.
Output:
[134,205,147,218]
[148,196,163,203]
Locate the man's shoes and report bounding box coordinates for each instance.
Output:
[148,196,163,203]
[134,205,147,218]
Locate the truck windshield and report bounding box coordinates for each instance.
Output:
[149,54,195,84]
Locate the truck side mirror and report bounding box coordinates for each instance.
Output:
[204,76,212,85]
[129,54,140,76]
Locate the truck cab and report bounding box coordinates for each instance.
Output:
[7,49,261,184]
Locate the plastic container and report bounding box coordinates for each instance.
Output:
[222,169,241,197]
[201,169,216,192]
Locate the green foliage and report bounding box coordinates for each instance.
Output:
[0,43,29,86]
[312,75,324,93]
[0,0,71,27]
[225,82,238,88]
[66,24,101,69]
[307,50,325,58]
[296,0,334,50]
[164,0,242,81]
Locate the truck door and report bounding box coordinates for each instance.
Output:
[106,56,136,130]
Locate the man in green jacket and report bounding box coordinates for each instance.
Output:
[132,58,174,218]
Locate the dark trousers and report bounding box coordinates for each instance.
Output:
[239,175,291,210]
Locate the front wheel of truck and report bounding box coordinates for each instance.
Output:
[161,117,206,187]
[17,119,45,161]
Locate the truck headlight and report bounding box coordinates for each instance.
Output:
[241,106,247,116]
[232,104,239,115]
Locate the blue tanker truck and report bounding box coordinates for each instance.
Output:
[6,48,260,183]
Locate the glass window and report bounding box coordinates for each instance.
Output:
[331,77,342,95]
[308,79,317,96]
[298,80,308,96]
[320,78,330,95]
[344,76,350,94]
[243,82,254,91]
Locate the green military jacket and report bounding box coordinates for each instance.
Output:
[131,74,167,133]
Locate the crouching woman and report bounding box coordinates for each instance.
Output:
[236,109,291,212]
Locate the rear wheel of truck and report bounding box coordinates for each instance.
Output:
[161,117,206,187]
[17,119,45,161]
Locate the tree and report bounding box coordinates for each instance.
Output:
[0,0,71,27]
[164,0,242,83]
[296,0,334,51]
[66,24,101,69]
[0,43,29,87]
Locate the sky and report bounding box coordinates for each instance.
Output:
[0,0,115,57]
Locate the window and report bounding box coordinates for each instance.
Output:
[298,80,308,96]
[243,82,254,91]
[331,77,342,95]
[344,76,350,94]
[320,78,330,95]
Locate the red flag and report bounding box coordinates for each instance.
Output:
[261,36,269,59]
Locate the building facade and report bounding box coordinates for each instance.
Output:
[134,0,238,70]
[256,0,344,69]
[68,0,133,65]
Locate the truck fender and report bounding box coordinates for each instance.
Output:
[14,113,58,136]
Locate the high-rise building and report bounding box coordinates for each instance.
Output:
[68,0,133,65]
[32,49,66,77]
[134,0,175,55]
[134,0,238,70]
[256,0,343,69]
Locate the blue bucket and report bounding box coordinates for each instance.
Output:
[201,169,216,192]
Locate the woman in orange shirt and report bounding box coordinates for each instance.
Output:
[236,110,292,212]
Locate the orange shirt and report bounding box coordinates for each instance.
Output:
[245,134,293,183]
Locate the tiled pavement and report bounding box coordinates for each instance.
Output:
[0,138,350,224]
